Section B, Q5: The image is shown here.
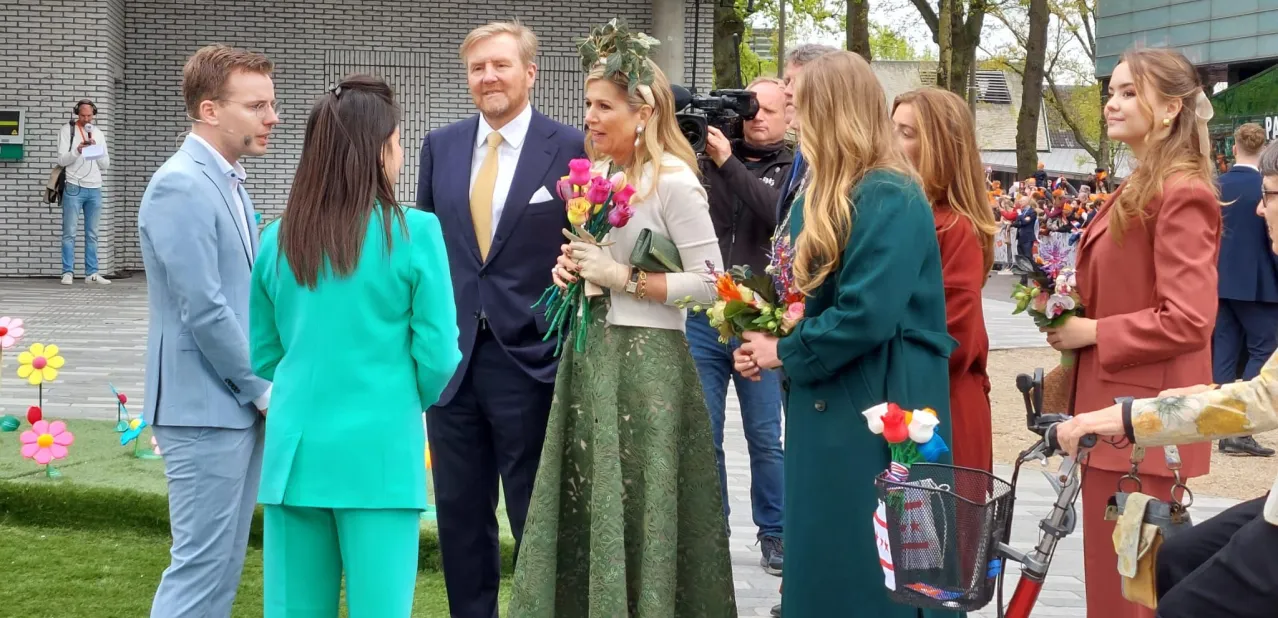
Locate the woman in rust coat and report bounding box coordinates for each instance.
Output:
[892,87,997,472]
[1043,48,1221,618]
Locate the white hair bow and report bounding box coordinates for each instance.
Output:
[1194,89,1215,160]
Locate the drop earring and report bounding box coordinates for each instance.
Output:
[634,125,644,148]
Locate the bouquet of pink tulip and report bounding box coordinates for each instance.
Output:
[533,158,637,355]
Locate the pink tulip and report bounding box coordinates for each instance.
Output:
[608,203,634,228]
[613,184,637,208]
[555,176,574,202]
[568,159,592,186]
[609,171,627,192]
[586,175,612,205]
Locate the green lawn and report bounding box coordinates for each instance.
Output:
[0,522,511,617]
[0,419,516,616]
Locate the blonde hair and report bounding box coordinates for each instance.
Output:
[893,87,998,274]
[460,21,538,67]
[1109,48,1219,242]
[583,59,698,195]
[1235,123,1266,157]
[792,50,917,295]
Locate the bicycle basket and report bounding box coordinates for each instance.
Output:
[873,463,1014,611]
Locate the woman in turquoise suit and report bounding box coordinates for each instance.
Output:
[736,51,960,618]
[248,74,460,617]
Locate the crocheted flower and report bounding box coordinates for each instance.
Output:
[17,343,65,385]
[20,420,74,465]
[0,317,24,349]
[568,158,592,186]
[881,405,909,444]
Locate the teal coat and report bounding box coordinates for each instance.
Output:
[249,207,461,510]
[776,170,961,618]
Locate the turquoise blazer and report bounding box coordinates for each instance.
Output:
[249,207,461,510]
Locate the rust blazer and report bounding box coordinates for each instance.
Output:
[934,205,993,472]
[1073,177,1221,477]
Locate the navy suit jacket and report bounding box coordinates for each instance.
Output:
[416,108,586,406]
[1218,165,1278,302]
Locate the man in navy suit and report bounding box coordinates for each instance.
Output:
[416,21,586,617]
[1213,123,1277,457]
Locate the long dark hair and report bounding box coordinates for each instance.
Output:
[280,74,403,289]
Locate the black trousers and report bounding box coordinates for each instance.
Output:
[427,328,555,618]
[1156,495,1278,617]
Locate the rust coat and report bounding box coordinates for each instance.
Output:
[934,205,993,472]
[1072,178,1220,477]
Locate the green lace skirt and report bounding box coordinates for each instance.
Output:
[508,298,738,618]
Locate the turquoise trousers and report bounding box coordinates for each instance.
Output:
[263,505,420,617]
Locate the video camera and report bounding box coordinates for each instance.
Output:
[671,85,759,154]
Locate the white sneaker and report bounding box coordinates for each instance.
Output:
[86,273,111,285]
[61,273,73,285]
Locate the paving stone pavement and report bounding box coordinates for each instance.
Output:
[0,277,1243,617]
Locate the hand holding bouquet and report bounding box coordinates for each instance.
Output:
[678,265,804,344]
[534,158,636,355]
[1010,234,1085,366]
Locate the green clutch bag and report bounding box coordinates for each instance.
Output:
[629,228,683,273]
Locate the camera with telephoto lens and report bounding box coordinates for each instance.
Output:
[675,89,760,154]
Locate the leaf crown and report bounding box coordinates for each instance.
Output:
[576,18,661,96]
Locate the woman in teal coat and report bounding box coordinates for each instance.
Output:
[249,75,460,617]
[736,51,961,618]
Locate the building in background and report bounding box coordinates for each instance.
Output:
[0,0,712,278]
[1097,1,1278,168]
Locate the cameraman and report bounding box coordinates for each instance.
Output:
[689,76,793,575]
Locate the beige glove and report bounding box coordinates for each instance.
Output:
[569,241,631,292]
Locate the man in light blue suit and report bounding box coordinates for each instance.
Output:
[138,45,280,618]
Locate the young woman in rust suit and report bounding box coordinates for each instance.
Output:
[891,87,997,473]
[1043,48,1221,618]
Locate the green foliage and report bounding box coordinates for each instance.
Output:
[869,24,934,61]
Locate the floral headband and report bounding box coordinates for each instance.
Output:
[577,18,660,107]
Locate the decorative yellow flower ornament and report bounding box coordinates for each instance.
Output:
[17,343,65,385]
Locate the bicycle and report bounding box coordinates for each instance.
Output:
[873,367,1096,618]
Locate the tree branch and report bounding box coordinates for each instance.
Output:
[909,0,940,39]
[1043,77,1101,162]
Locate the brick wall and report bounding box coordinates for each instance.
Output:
[0,0,714,277]
[0,0,128,277]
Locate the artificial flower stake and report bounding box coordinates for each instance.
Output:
[533,159,636,354]
[0,316,25,401]
[16,342,64,409]
[113,386,159,460]
[109,383,129,432]
[19,420,74,479]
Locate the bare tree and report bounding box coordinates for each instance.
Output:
[1015,0,1049,178]
[909,0,989,102]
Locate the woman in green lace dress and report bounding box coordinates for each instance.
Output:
[506,24,737,618]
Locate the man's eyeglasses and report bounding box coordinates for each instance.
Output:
[219,99,281,120]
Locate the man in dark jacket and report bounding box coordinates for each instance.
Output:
[692,75,793,575]
[1213,123,1277,456]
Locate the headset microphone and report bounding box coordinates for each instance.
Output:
[188,114,253,147]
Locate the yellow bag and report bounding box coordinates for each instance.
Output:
[1104,445,1195,609]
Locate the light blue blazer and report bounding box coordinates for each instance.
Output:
[138,136,269,429]
[249,207,461,509]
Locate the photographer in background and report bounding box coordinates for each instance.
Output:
[55,99,110,285]
[689,75,793,575]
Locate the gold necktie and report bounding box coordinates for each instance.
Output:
[471,131,504,260]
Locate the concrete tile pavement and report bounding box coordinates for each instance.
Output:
[0,276,1243,617]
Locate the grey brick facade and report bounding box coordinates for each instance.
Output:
[0,0,713,277]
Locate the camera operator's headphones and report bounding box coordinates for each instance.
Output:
[73,99,98,116]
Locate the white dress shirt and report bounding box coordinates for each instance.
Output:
[469,103,533,237]
[186,133,271,411]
